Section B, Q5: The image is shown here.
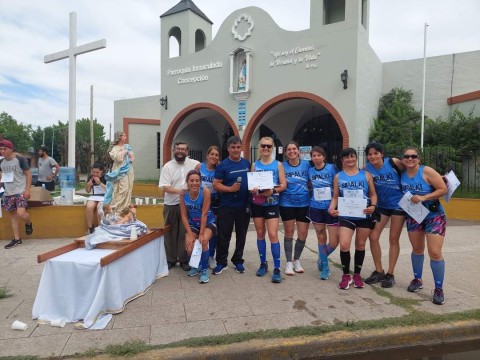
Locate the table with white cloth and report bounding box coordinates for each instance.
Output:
[32,233,168,329]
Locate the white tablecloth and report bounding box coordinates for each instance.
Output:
[32,235,168,329]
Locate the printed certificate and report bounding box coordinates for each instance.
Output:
[338,197,367,218]
[247,171,274,190]
[399,191,430,224]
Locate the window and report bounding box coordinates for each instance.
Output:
[324,0,345,25]
[195,29,206,52]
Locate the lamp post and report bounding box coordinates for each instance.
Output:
[341,70,348,89]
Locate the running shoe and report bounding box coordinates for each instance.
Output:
[25,223,33,235]
[320,264,330,280]
[4,239,22,249]
[208,256,216,269]
[284,261,294,275]
[381,273,395,288]
[199,269,209,284]
[364,270,385,284]
[180,262,191,271]
[212,264,228,275]
[339,274,352,290]
[256,262,268,277]
[188,267,199,277]
[272,268,282,283]
[407,278,423,293]
[234,263,245,274]
[293,259,304,273]
[353,274,364,288]
[432,288,445,305]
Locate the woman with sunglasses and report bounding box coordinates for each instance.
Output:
[250,137,286,283]
[400,147,447,305]
[363,142,406,288]
[308,146,339,280]
[329,148,377,290]
[180,170,217,284]
[280,141,311,275]
[195,145,221,269]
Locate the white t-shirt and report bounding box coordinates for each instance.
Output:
[159,157,200,205]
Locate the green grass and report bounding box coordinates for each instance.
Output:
[451,190,480,199]
[0,287,10,299]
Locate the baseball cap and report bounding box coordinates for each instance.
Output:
[0,139,13,150]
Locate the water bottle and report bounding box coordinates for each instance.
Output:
[130,226,138,240]
[41,184,46,190]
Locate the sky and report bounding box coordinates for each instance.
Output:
[1,0,479,134]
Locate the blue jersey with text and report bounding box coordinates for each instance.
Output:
[309,163,337,210]
[253,159,280,206]
[214,157,251,208]
[338,169,369,220]
[183,189,215,227]
[200,162,219,206]
[401,165,444,218]
[280,160,310,207]
[365,158,403,210]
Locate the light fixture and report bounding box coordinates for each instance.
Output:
[341,70,348,89]
[160,95,168,110]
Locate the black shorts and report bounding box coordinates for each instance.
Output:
[190,223,217,236]
[339,218,375,230]
[308,207,339,225]
[377,207,406,217]
[251,204,279,220]
[36,181,55,191]
[279,206,310,223]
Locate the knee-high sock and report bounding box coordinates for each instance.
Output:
[284,237,293,262]
[201,250,210,271]
[271,242,281,269]
[257,239,267,263]
[318,244,328,265]
[354,249,365,274]
[326,244,336,256]
[430,259,445,288]
[294,239,306,260]
[209,235,217,257]
[411,253,424,279]
[340,250,351,275]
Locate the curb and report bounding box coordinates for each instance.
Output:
[120,320,480,360]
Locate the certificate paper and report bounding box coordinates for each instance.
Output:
[314,187,331,201]
[247,171,274,190]
[443,170,460,203]
[338,197,367,218]
[398,191,430,224]
[188,240,202,268]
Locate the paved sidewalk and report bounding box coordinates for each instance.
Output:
[1,220,479,358]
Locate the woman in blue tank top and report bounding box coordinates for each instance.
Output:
[280,141,311,276]
[363,142,406,289]
[250,137,286,283]
[329,148,377,290]
[400,147,447,305]
[308,146,339,281]
[180,170,217,284]
[195,145,220,269]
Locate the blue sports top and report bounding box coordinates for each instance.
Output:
[337,169,370,220]
[280,160,310,207]
[199,162,219,207]
[214,157,251,208]
[253,159,280,206]
[309,163,337,210]
[365,158,403,210]
[401,165,444,217]
[183,188,215,228]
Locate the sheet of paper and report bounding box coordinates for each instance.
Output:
[1,172,13,183]
[188,239,202,268]
[443,170,460,203]
[247,171,274,190]
[313,187,331,201]
[398,191,430,224]
[337,197,367,218]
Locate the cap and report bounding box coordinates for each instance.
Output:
[0,139,13,150]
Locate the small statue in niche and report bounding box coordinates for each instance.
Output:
[238,59,247,90]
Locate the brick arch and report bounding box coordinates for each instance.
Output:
[163,103,237,164]
[243,92,349,159]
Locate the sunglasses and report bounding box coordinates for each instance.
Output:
[403,154,419,159]
[260,144,273,149]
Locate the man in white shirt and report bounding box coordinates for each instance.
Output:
[159,141,199,270]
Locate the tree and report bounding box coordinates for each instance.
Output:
[0,112,33,152]
[369,88,421,149]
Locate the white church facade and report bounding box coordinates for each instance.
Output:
[114,0,480,180]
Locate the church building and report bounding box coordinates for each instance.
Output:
[114,0,480,180]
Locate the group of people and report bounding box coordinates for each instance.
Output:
[160,137,448,305]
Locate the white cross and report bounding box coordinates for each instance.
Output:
[44,12,106,168]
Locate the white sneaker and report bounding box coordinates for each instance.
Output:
[285,261,294,275]
[208,256,216,269]
[293,259,304,273]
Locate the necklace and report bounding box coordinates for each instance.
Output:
[188,190,200,201]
